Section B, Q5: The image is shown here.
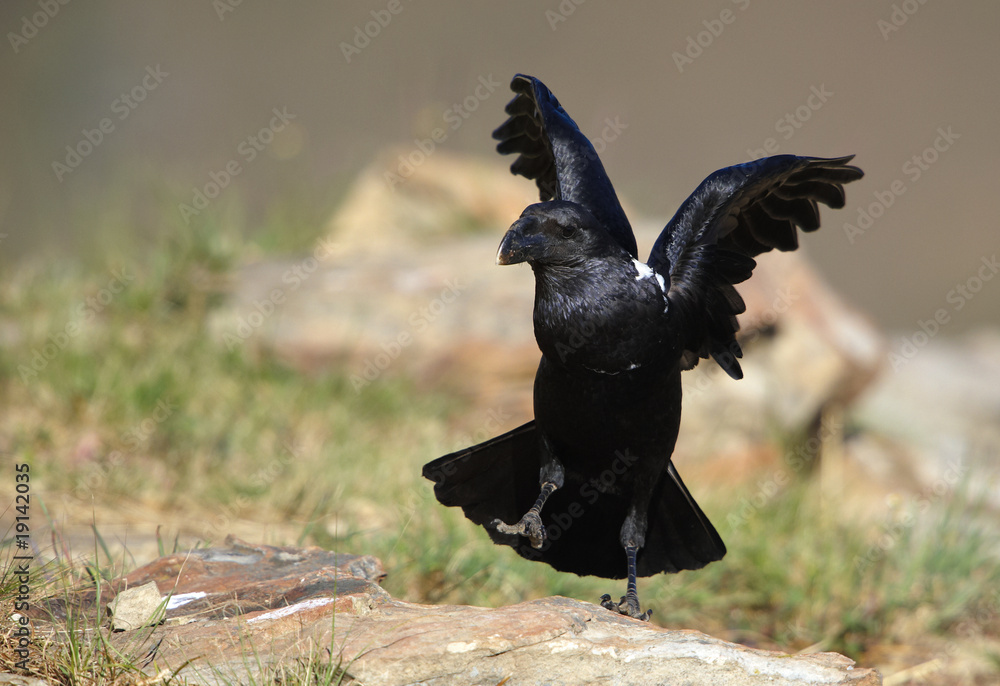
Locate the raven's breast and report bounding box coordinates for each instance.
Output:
[533,355,682,480]
[532,269,673,376]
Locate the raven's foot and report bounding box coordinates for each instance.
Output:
[599,593,652,621]
[492,512,546,549]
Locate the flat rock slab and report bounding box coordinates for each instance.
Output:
[140,592,883,686]
[30,539,880,685]
[30,535,386,625]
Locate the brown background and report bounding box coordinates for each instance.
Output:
[2,1,997,333]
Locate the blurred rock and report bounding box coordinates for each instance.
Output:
[848,329,1000,509]
[213,152,885,453]
[30,539,881,686]
[328,147,537,255]
[674,239,885,464]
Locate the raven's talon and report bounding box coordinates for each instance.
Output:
[619,595,652,621]
[492,512,546,548]
[599,593,651,621]
[631,607,653,621]
[599,594,617,612]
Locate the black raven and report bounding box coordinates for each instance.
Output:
[422,74,863,620]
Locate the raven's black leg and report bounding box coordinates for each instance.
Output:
[493,481,556,548]
[492,445,564,549]
[600,482,653,620]
[600,544,651,620]
[623,544,652,620]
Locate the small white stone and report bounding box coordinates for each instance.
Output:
[108,581,165,632]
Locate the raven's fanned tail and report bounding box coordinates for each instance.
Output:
[422,421,541,547]
[636,463,726,575]
[423,426,726,579]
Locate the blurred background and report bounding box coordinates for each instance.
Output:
[2,2,999,684]
[1,0,998,331]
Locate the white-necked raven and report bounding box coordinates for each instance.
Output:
[422,74,863,619]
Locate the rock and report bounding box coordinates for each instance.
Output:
[848,329,1000,507]
[211,151,885,454]
[327,148,536,256]
[30,535,386,626]
[30,540,881,686]
[107,580,164,632]
[674,241,885,465]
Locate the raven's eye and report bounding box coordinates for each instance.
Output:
[561,225,576,239]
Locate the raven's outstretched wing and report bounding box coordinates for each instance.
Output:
[648,155,863,379]
[492,74,637,258]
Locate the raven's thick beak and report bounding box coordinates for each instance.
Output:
[496,217,542,265]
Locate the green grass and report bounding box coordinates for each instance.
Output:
[2,202,999,682]
[0,530,177,685]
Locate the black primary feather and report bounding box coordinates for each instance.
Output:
[648,155,863,378]
[492,74,638,259]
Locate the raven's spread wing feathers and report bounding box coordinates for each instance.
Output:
[648,155,863,379]
[492,74,638,258]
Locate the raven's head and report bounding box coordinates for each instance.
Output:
[497,201,619,268]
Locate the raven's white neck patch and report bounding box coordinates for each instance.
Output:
[632,259,654,280]
[633,259,666,292]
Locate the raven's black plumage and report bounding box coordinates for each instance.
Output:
[422,74,863,619]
